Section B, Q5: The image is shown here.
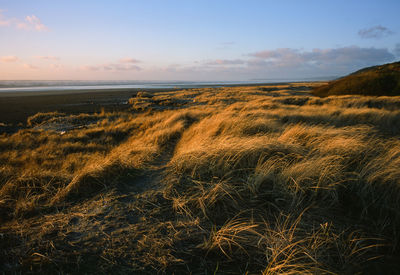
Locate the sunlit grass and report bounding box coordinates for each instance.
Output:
[1,83,399,273]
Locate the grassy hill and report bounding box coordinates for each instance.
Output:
[313,61,400,96]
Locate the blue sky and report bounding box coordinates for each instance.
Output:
[0,0,399,80]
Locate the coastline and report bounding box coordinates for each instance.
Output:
[0,82,320,125]
[0,88,159,125]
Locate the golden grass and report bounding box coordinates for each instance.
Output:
[1,83,400,273]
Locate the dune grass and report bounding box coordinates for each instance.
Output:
[1,83,400,273]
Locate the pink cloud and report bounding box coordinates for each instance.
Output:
[17,15,48,31]
[0,9,48,31]
[0,10,48,31]
[0,10,11,26]
[35,56,60,61]
[23,64,38,70]
[80,65,100,71]
[81,60,142,72]
[119,58,141,64]
[0,55,19,62]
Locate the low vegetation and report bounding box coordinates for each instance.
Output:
[313,61,400,96]
[1,82,400,273]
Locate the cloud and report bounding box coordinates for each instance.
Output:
[119,58,141,64]
[204,59,245,65]
[105,64,141,71]
[82,58,142,71]
[23,64,38,70]
[249,46,395,68]
[0,55,18,62]
[35,56,59,61]
[17,15,48,31]
[163,46,396,80]
[0,10,48,31]
[358,25,394,39]
[78,46,396,81]
[250,48,298,59]
[81,65,100,71]
[81,62,141,72]
[0,10,11,26]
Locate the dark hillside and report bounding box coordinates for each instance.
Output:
[313,61,400,96]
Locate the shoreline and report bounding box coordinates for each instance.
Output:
[0,82,318,125]
[0,87,177,97]
[0,88,152,125]
[0,81,320,97]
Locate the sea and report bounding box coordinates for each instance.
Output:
[0,78,332,93]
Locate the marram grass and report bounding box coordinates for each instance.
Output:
[1,83,399,273]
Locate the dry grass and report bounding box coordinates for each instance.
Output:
[1,83,400,273]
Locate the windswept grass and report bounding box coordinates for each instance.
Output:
[1,83,400,273]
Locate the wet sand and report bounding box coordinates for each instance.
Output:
[0,82,312,125]
[0,88,176,125]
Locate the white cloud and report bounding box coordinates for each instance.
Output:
[0,55,18,62]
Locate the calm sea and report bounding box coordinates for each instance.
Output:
[0,79,320,93]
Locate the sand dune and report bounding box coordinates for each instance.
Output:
[1,82,399,273]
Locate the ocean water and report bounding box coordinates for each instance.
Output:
[0,79,314,93]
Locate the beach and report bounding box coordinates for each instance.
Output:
[0,88,173,125]
[0,82,292,125]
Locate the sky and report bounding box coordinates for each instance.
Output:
[0,0,399,81]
